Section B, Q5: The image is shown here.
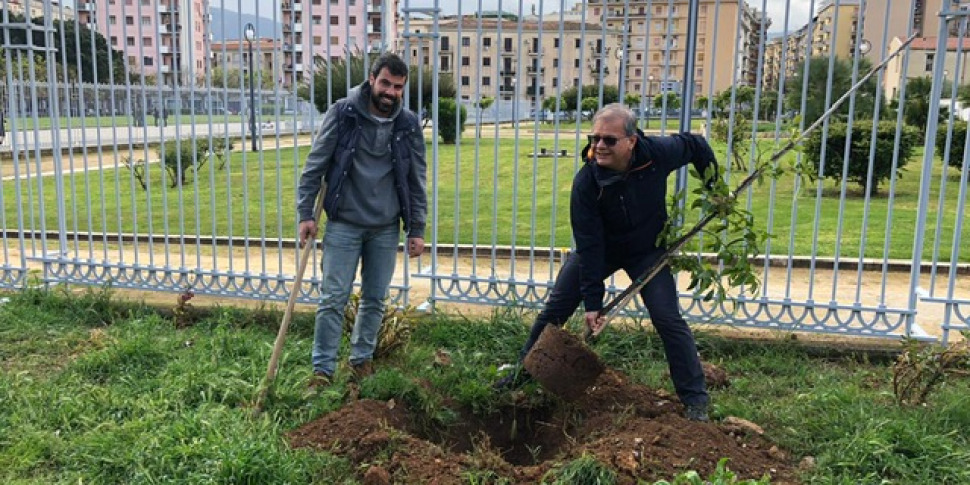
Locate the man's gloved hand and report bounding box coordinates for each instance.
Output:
[585,311,606,336]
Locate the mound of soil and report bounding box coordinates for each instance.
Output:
[287,368,799,484]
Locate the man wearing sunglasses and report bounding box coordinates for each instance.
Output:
[495,103,719,422]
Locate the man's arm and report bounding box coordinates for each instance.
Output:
[406,121,428,240]
[296,105,342,223]
[570,170,607,313]
[646,132,719,186]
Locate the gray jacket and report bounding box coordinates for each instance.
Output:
[296,82,427,237]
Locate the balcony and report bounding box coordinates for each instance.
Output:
[367,24,381,34]
[526,66,544,74]
[77,2,95,11]
[526,86,545,96]
[159,24,182,34]
[159,65,173,74]
[285,63,305,71]
[159,45,173,54]
[499,69,515,76]
[157,4,176,13]
[367,3,382,14]
[499,85,515,93]
[501,49,515,56]
[527,48,541,56]
[284,43,303,52]
[285,23,303,33]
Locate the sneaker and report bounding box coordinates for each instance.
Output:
[685,403,710,422]
[350,360,375,381]
[308,371,332,390]
[492,367,532,391]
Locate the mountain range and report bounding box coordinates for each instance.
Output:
[209,6,283,42]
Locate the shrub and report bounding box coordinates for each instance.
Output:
[804,120,919,195]
[936,121,968,171]
[436,97,467,144]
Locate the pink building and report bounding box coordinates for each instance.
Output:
[77,0,210,86]
[281,0,398,89]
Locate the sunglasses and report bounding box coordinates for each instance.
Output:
[587,134,623,147]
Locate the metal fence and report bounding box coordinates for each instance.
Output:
[1,0,968,345]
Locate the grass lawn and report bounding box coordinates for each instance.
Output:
[1,287,968,483]
[4,135,969,261]
[10,114,247,130]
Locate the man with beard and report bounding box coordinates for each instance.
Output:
[493,103,718,422]
[297,52,426,387]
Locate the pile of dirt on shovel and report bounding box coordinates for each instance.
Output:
[286,367,801,484]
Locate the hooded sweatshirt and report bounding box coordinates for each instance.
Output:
[296,82,427,237]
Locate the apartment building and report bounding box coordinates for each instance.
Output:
[211,38,281,78]
[586,0,770,98]
[398,15,622,105]
[281,0,399,89]
[3,0,74,21]
[884,36,970,100]
[77,0,210,86]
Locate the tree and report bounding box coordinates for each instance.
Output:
[580,97,599,118]
[786,56,880,126]
[559,85,619,110]
[302,50,455,115]
[757,90,779,122]
[4,15,128,84]
[804,120,919,195]
[937,121,968,171]
[475,96,494,110]
[902,77,949,138]
[653,91,681,111]
[209,66,275,90]
[436,98,467,144]
[624,93,641,107]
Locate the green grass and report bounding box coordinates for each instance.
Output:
[1,288,968,483]
[9,115,248,130]
[4,135,969,261]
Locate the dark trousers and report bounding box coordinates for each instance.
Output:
[518,251,709,406]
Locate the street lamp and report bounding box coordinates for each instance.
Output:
[510,77,517,126]
[615,47,625,97]
[244,22,258,152]
[646,74,655,128]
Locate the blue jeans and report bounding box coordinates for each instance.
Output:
[518,251,709,406]
[312,220,400,376]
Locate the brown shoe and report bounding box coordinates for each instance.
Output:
[350,360,375,381]
[308,371,332,390]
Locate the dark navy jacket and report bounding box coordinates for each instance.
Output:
[570,130,718,312]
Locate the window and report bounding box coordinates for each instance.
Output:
[126,16,133,25]
[128,56,136,65]
[143,56,153,66]
[925,53,934,72]
[109,15,116,25]
[554,39,559,48]
[314,36,322,45]
[126,37,135,46]
[462,75,469,86]
[349,16,356,25]
[573,78,579,87]
[553,59,558,67]
[575,38,581,48]
[483,37,492,49]
[330,36,339,44]
[462,56,469,66]
[111,35,118,46]
[483,57,491,66]
[574,59,579,68]
[313,15,321,25]
[552,78,558,87]
[462,36,470,46]
[142,16,150,25]
[142,37,152,46]
[330,16,338,25]
[636,53,642,61]
[483,76,490,86]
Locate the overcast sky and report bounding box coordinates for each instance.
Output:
[215,0,818,35]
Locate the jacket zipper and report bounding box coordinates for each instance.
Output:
[619,194,632,228]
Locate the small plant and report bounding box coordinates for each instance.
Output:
[542,453,616,484]
[893,335,970,406]
[653,458,771,484]
[172,287,195,328]
[342,292,420,358]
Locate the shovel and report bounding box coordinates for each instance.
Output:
[522,33,918,401]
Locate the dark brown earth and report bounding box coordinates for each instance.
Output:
[287,365,799,484]
[524,325,606,400]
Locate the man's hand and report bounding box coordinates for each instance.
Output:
[406,237,425,257]
[298,220,318,248]
[585,311,607,336]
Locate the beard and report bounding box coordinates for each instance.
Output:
[371,90,399,115]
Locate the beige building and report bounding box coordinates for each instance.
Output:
[862,0,956,65]
[3,0,74,21]
[211,38,281,77]
[398,16,622,105]
[586,0,769,99]
[884,36,970,100]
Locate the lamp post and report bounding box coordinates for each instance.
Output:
[244,22,258,152]
[510,77,517,126]
[646,74,655,128]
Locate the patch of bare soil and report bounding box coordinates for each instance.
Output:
[286,368,798,484]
